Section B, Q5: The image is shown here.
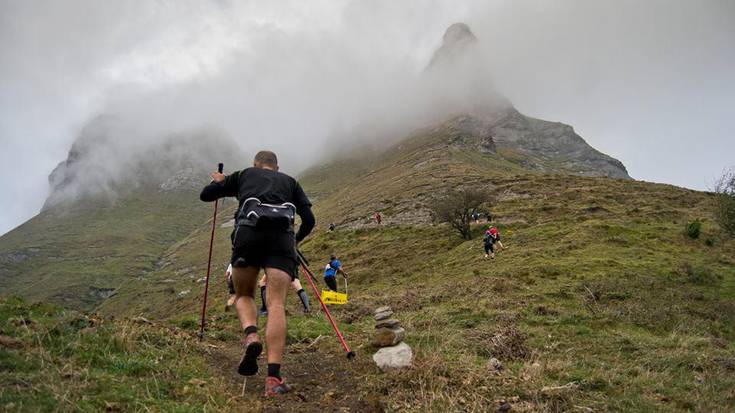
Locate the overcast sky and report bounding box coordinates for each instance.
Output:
[1,0,734,235]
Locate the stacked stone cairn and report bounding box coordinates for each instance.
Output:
[372,306,413,370]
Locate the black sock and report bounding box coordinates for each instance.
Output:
[267,363,281,379]
[244,325,257,336]
[297,289,310,311]
[260,286,267,311]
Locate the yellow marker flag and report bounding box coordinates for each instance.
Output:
[321,289,348,305]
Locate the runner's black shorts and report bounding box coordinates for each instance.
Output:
[230,227,298,280]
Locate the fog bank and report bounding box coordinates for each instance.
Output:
[2,0,734,234]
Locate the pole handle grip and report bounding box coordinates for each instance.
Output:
[217,163,224,173]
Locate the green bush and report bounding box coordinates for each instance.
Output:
[713,168,735,237]
[685,219,702,239]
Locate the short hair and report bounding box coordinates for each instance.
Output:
[254,151,278,167]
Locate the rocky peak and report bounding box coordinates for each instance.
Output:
[434,115,496,154]
[427,23,478,68]
[43,114,246,209]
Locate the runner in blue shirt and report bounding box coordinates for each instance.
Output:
[323,254,347,292]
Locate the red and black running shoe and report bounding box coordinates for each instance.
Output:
[264,376,292,397]
[237,333,262,376]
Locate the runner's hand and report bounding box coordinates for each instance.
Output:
[211,172,225,183]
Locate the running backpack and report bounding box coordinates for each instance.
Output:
[232,198,296,248]
[233,198,296,238]
[236,197,296,231]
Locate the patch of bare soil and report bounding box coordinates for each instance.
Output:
[205,337,383,412]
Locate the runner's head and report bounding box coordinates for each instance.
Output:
[253,150,279,171]
[330,254,337,261]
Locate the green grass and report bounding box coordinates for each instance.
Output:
[93,169,735,412]
[1,118,734,411]
[0,296,230,412]
[0,186,216,312]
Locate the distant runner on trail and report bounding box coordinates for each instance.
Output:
[323,255,347,292]
[472,211,480,223]
[200,150,314,397]
[374,212,382,225]
[483,226,505,259]
[258,273,311,315]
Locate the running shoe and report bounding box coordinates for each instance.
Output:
[264,376,292,397]
[237,333,262,376]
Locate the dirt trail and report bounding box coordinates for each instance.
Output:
[206,337,383,412]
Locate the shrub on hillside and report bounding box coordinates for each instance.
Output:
[429,188,493,240]
[713,168,735,237]
[677,262,721,285]
[685,219,702,239]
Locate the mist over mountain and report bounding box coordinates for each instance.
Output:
[39,21,627,215]
[43,114,246,209]
[2,1,734,235]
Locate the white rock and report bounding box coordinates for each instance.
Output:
[178,289,191,297]
[373,342,413,370]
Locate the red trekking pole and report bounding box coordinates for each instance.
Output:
[297,249,355,359]
[198,162,224,340]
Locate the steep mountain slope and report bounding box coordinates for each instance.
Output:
[421,22,629,180]
[0,119,247,311]
[76,169,733,413]
[300,113,628,229]
[78,121,733,411]
[2,119,733,411]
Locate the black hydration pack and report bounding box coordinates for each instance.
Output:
[236,197,296,231]
[232,197,296,248]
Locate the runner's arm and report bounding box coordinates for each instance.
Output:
[293,182,315,243]
[200,170,240,202]
[295,206,315,243]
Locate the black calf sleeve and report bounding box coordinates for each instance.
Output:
[296,288,310,311]
[260,285,267,311]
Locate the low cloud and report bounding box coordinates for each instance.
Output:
[1,0,734,234]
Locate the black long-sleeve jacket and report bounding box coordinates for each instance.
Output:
[200,167,315,242]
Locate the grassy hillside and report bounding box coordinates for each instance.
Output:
[95,172,734,412]
[0,186,215,312]
[0,296,234,411]
[1,115,733,411]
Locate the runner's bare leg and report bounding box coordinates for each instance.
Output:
[264,267,290,363]
[231,266,259,330]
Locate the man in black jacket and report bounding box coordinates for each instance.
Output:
[200,150,314,397]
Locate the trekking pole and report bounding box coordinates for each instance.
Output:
[296,249,355,359]
[198,162,224,341]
